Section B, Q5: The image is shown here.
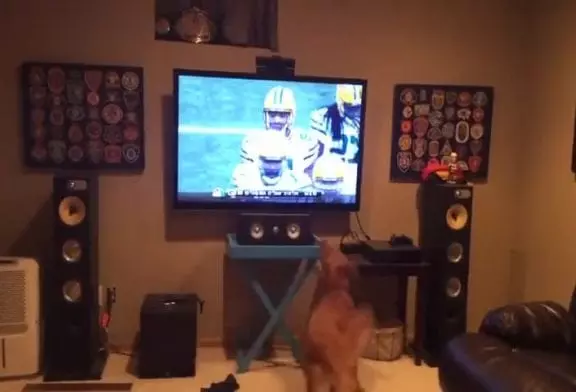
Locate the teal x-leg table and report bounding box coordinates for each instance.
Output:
[226,234,320,373]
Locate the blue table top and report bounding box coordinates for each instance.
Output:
[226,234,321,260]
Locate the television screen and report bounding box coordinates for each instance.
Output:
[173,69,367,210]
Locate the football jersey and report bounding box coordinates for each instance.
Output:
[309,106,360,162]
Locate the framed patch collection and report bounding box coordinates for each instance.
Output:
[389,84,494,183]
[21,62,145,171]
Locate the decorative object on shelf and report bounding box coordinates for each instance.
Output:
[21,62,145,172]
[390,84,494,183]
[154,0,278,50]
[174,7,214,43]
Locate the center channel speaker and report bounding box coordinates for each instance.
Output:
[236,213,314,245]
[418,182,473,366]
[43,175,107,381]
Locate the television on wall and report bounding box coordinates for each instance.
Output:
[172,69,368,211]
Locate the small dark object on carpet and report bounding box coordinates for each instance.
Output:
[200,374,240,391]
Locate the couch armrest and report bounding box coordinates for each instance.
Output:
[439,333,513,392]
[479,301,576,352]
[440,333,576,392]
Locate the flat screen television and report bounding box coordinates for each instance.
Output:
[173,69,367,211]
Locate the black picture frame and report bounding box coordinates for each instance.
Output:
[21,62,145,172]
[389,84,495,183]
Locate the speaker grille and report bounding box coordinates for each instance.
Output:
[249,222,265,240]
[58,196,86,226]
[62,239,83,263]
[446,277,462,298]
[286,223,301,240]
[0,270,27,335]
[62,280,82,303]
[446,242,464,263]
[445,204,469,231]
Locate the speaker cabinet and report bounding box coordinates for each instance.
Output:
[44,175,106,381]
[138,294,203,379]
[236,213,314,245]
[418,182,473,365]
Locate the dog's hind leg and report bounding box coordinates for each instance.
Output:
[304,362,331,392]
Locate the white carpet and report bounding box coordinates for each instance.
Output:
[0,348,441,392]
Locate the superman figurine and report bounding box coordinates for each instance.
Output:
[421,152,466,184]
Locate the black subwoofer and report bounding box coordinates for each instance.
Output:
[236,213,314,245]
[138,293,204,379]
[418,182,473,366]
[44,175,106,381]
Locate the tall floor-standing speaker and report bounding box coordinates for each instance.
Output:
[418,182,473,366]
[44,175,107,381]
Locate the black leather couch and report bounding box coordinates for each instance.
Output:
[439,290,576,392]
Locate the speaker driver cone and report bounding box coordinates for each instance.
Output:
[446,204,468,231]
[62,280,82,303]
[446,277,462,298]
[59,196,86,226]
[62,239,82,263]
[250,222,264,240]
[286,223,301,240]
[447,242,464,263]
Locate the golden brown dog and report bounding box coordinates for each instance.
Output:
[301,241,373,392]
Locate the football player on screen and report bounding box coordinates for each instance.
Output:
[263,85,297,138]
[241,86,320,172]
[309,84,362,163]
[233,86,318,191]
[233,131,317,191]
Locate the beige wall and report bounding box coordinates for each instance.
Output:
[0,0,535,347]
[520,1,576,302]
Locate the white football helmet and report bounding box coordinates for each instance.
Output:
[263,86,296,137]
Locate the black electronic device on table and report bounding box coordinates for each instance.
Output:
[360,234,421,263]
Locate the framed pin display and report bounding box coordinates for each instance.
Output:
[21,62,145,172]
[154,0,278,50]
[389,84,494,183]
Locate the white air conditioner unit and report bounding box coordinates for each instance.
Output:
[0,257,40,378]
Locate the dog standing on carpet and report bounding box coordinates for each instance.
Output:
[301,241,374,392]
